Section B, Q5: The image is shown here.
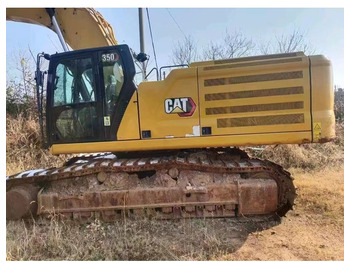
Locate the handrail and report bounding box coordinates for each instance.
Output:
[159,64,189,80]
[146,67,159,81]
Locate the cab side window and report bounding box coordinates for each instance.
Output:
[101,53,124,116]
[54,58,96,106]
[53,64,74,106]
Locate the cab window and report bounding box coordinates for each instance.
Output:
[53,57,95,106]
[101,52,124,116]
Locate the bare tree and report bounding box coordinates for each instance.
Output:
[202,41,222,60]
[223,31,254,58]
[171,35,198,65]
[259,29,315,55]
[171,29,312,67]
[258,40,272,56]
[6,49,37,116]
[171,30,254,66]
[203,31,254,60]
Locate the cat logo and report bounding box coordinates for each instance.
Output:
[164,97,196,117]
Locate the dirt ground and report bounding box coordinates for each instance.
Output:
[6,166,344,260]
[220,167,344,261]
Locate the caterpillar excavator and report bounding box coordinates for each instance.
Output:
[6,8,335,221]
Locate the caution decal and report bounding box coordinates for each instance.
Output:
[313,122,322,140]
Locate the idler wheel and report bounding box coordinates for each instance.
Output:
[6,185,39,220]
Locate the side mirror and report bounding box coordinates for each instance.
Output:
[35,70,45,87]
[35,52,48,87]
[44,53,51,60]
[136,52,148,62]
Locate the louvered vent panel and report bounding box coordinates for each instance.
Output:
[205,86,304,101]
[206,101,304,115]
[204,71,303,87]
[217,114,305,128]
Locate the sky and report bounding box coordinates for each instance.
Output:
[5,8,344,87]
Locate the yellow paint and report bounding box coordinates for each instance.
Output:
[6,8,117,50]
[310,55,335,142]
[138,67,200,139]
[198,56,312,136]
[50,131,311,155]
[117,92,140,140]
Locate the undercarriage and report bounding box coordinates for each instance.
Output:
[6,149,295,221]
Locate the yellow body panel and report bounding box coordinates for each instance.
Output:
[50,131,310,154]
[117,92,140,140]
[50,52,335,155]
[309,55,335,142]
[198,55,312,136]
[138,68,200,138]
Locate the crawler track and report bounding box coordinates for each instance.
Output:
[6,150,295,221]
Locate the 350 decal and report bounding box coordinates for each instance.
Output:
[164,97,196,117]
[101,53,119,62]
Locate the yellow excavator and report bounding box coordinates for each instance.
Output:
[6,8,335,221]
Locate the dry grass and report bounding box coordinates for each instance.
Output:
[6,114,68,175]
[246,122,344,170]
[6,217,275,260]
[6,115,344,260]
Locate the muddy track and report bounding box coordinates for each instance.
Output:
[6,150,295,221]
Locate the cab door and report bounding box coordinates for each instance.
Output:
[47,54,104,144]
[97,48,138,140]
[46,45,137,146]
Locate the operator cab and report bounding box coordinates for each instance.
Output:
[43,45,136,146]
